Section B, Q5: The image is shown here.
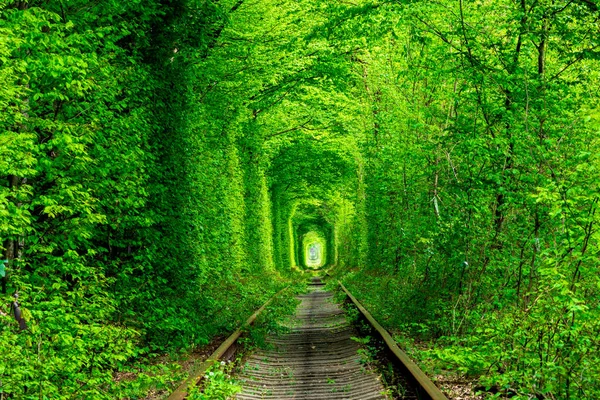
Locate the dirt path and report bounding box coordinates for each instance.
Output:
[236,279,387,399]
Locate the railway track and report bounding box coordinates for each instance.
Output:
[236,278,386,399]
[167,277,448,400]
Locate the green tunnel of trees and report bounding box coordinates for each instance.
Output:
[1,0,599,399]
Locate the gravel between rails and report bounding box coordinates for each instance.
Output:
[236,279,387,400]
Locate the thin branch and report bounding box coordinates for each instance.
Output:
[253,81,300,117]
[265,118,314,139]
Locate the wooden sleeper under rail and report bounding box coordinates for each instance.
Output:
[339,282,449,400]
[167,287,288,400]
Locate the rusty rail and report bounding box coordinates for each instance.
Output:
[340,282,449,400]
[167,287,288,400]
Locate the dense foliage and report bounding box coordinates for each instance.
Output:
[0,0,290,398]
[2,0,599,399]
[339,1,600,398]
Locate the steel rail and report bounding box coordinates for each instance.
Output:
[340,282,449,400]
[167,286,288,400]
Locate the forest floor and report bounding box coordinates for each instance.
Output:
[111,335,226,399]
[432,373,485,400]
[389,333,485,400]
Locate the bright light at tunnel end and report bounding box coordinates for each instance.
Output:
[303,232,326,269]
